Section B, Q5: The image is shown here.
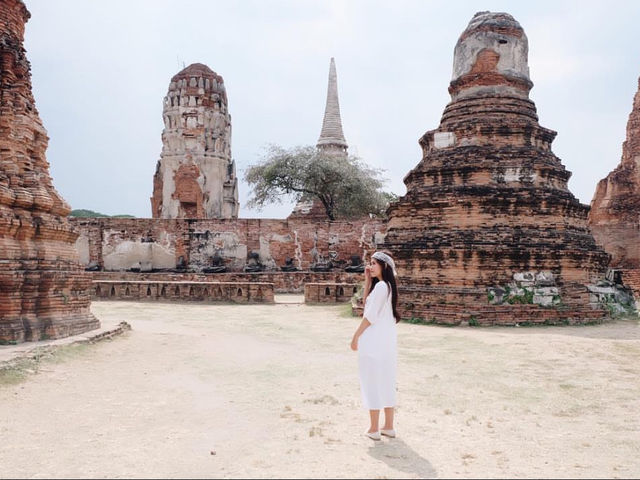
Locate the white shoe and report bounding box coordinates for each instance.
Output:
[381,429,396,438]
[364,430,381,441]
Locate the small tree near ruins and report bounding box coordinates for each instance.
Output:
[244,145,395,220]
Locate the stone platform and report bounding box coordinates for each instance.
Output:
[92,280,274,303]
[90,271,360,294]
[304,283,358,304]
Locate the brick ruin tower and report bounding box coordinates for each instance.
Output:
[290,57,348,219]
[0,0,99,342]
[151,63,239,219]
[383,11,610,325]
[589,74,640,293]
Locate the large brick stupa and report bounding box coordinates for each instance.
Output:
[0,0,99,342]
[383,11,610,325]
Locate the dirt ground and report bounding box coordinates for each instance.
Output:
[1,298,639,479]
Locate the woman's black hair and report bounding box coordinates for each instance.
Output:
[371,257,400,323]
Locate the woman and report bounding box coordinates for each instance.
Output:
[350,251,400,441]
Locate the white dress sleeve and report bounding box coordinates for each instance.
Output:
[363,282,388,325]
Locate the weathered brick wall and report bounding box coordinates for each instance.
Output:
[304,283,359,303]
[0,0,99,343]
[70,217,385,274]
[93,281,274,303]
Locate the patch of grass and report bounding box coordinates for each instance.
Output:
[402,316,432,325]
[507,287,534,305]
[469,316,479,327]
[47,343,90,363]
[0,342,93,387]
[339,302,356,318]
[0,358,34,385]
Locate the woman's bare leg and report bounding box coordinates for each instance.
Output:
[382,407,394,430]
[368,409,380,432]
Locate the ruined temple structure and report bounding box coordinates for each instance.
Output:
[289,57,348,220]
[383,11,612,325]
[151,63,239,219]
[0,0,99,342]
[589,75,640,296]
[589,75,640,267]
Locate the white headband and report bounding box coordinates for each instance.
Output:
[372,251,397,276]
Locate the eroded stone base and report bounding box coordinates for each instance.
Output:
[353,282,610,326]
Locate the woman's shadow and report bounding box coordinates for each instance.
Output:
[368,437,437,478]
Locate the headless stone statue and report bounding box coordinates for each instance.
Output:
[281,257,299,272]
[176,256,187,271]
[203,253,226,273]
[344,255,365,273]
[243,251,264,272]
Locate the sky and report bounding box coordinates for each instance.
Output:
[22,0,640,219]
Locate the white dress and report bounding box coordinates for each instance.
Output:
[358,281,397,410]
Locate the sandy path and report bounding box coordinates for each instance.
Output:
[1,299,639,478]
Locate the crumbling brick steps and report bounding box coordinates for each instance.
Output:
[304,283,359,303]
[92,281,274,303]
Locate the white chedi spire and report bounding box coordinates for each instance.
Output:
[317,57,348,154]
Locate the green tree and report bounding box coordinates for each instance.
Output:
[244,145,394,220]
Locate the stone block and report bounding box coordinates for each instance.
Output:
[535,270,555,285]
[513,272,535,282]
[433,132,456,149]
[534,287,559,296]
[587,285,617,295]
[533,295,553,307]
